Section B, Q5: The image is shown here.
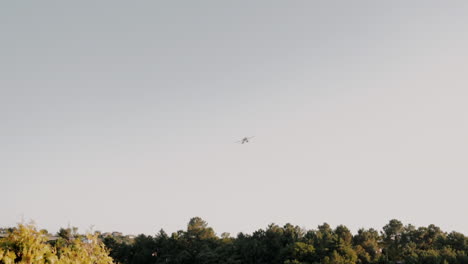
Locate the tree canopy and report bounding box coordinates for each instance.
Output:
[0,224,113,264]
[101,217,468,264]
[1,218,467,264]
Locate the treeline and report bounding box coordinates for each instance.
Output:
[102,218,468,264]
[1,219,467,264]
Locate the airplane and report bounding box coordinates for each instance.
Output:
[236,136,254,144]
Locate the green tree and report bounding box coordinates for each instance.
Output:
[284,242,315,264]
[186,217,216,240]
[382,219,404,261]
[353,228,381,264]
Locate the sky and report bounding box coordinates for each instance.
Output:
[1,1,468,236]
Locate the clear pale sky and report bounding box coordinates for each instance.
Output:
[1,1,467,236]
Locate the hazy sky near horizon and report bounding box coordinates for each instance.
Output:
[1,1,468,236]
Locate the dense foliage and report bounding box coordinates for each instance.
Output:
[0,224,113,264]
[101,218,468,264]
[1,219,467,264]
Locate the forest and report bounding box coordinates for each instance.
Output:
[1,218,467,264]
[100,218,468,264]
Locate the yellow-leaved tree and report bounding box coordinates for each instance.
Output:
[0,224,114,264]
